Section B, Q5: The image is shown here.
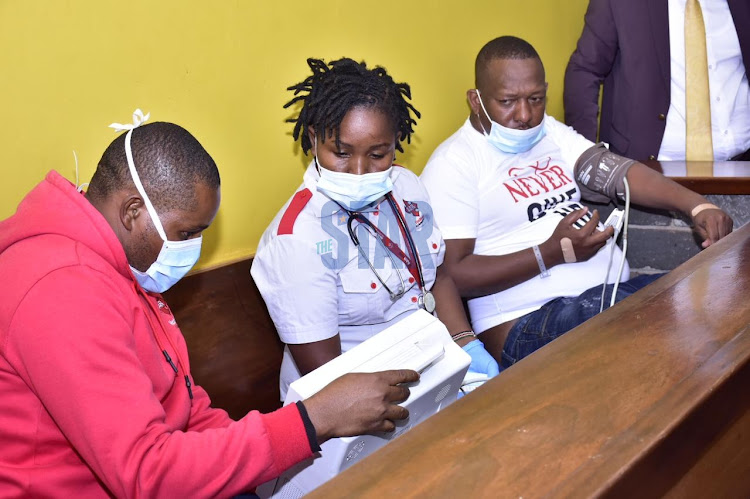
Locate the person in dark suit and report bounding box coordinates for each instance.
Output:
[564,0,750,161]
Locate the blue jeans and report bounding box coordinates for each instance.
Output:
[500,274,663,368]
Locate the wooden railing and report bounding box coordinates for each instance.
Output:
[643,160,750,194]
[310,223,750,498]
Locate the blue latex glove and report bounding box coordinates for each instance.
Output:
[462,339,501,378]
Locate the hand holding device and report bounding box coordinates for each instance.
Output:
[602,208,625,233]
[547,209,613,265]
[462,339,500,378]
[303,370,419,443]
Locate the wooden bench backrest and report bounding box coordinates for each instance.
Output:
[164,259,283,418]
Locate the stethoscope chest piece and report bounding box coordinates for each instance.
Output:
[343,193,437,313]
[420,291,436,314]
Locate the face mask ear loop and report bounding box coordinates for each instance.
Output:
[124,130,168,242]
[312,132,326,176]
[73,150,90,193]
[474,89,492,136]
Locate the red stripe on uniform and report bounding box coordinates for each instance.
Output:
[277,188,312,235]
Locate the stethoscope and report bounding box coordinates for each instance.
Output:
[342,193,436,314]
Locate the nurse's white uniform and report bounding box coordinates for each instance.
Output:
[252,162,445,399]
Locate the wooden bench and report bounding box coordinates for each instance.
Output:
[309,223,750,498]
[163,259,283,418]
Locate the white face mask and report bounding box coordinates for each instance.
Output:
[124,130,202,293]
[475,89,546,154]
[315,157,394,211]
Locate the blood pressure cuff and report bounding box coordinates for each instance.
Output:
[574,143,635,204]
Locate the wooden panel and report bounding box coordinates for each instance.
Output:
[163,259,283,418]
[310,223,750,497]
[643,160,750,194]
[555,327,750,498]
[664,407,750,498]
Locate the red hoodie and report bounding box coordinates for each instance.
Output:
[0,171,313,497]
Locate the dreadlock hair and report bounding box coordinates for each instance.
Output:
[87,122,220,213]
[284,57,421,154]
[475,36,545,87]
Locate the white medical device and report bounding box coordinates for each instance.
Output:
[600,178,631,312]
[603,207,625,233]
[257,310,471,498]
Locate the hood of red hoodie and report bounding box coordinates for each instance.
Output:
[0,170,131,280]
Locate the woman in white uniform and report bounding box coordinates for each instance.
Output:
[251,58,500,400]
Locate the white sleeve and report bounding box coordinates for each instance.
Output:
[547,116,596,169]
[251,235,339,345]
[420,148,480,240]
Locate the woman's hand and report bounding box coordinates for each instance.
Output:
[462,339,500,378]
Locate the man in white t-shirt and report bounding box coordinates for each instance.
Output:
[420,35,733,368]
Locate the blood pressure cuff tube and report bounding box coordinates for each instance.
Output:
[574,143,635,204]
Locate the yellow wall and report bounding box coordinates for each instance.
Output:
[0,0,588,270]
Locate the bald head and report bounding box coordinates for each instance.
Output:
[475,36,544,88]
[87,122,220,213]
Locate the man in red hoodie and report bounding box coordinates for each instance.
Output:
[0,117,417,497]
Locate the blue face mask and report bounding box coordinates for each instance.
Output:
[130,237,203,294]
[123,129,203,293]
[315,157,394,212]
[475,89,546,154]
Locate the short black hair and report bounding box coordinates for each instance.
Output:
[88,122,220,212]
[475,36,543,86]
[284,57,420,154]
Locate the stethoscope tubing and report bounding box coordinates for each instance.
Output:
[341,192,428,296]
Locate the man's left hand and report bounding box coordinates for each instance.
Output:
[693,208,733,248]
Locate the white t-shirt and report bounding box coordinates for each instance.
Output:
[659,0,750,160]
[252,162,445,399]
[420,115,629,333]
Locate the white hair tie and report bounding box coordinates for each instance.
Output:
[108,108,166,241]
[109,109,150,133]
